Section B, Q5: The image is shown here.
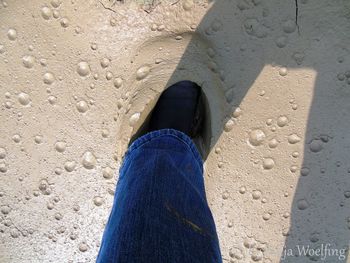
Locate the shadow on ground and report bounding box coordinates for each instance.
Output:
[157,0,350,262]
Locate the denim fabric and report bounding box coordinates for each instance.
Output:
[97,129,222,263]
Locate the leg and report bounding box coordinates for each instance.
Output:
[96,129,222,263]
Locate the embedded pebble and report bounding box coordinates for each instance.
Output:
[47,202,54,210]
[275,36,287,48]
[103,167,114,179]
[51,0,61,7]
[136,66,150,80]
[243,237,257,248]
[150,24,157,31]
[277,115,289,127]
[77,61,91,77]
[34,135,43,144]
[12,134,21,143]
[182,0,194,11]
[64,161,76,172]
[262,213,271,221]
[309,139,323,153]
[55,167,64,175]
[22,55,35,68]
[268,138,278,148]
[60,17,69,28]
[76,100,88,113]
[262,158,275,170]
[55,141,66,152]
[7,29,17,40]
[229,247,243,259]
[39,179,51,195]
[222,191,229,200]
[41,6,52,20]
[5,101,12,109]
[208,61,218,72]
[91,43,98,50]
[75,26,82,34]
[288,134,301,144]
[232,107,242,118]
[224,119,235,132]
[107,187,115,196]
[47,95,57,105]
[251,250,264,261]
[249,129,265,146]
[266,118,273,126]
[70,232,78,240]
[106,71,113,80]
[82,151,96,169]
[73,204,80,212]
[79,242,88,252]
[54,212,63,220]
[211,19,223,32]
[101,129,109,138]
[290,165,298,173]
[283,19,296,33]
[1,205,11,214]
[3,220,11,227]
[283,212,290,219]
[0,148,6,159]
[310,232,319,243]
[207,48,215,58]
[292,151,299,158]
[57,226,66,234]
[113,77,123,88]
[93,196,103,206]
[344,191,350,198]
[300,167,310,176]
[239,186,246,194]
[10,229,20,238]
[100,58,110,68]
[297,199,309,210]
[53,10,60,18]
[157,25,165,31]
[39,58,47,66]
[279,67,288,76]
[129,112,140,126]
[18,92,31,106]
[292,52,305,65]
[155,58,163,64]
[252,190,262,200]
[0,161,8,172]
[43,72,55,85]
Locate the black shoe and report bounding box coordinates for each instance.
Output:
[148,80,204,139]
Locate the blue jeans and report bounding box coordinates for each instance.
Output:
[97,129,222,263]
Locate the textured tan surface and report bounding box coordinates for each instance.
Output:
[1,0,350,262]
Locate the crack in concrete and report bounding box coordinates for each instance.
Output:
[295,0,300,34]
